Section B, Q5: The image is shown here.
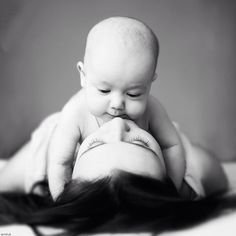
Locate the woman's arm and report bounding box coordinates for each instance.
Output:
[0,113,59,193]
[192,145,228,196]
[0,142,30,192]
[180,127,228,197]
[176,125,228,198]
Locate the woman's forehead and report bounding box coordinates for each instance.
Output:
[73,142,165,181]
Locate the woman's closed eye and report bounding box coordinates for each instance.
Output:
[128,136,150,147]
[87,138,105,149]
[127,136,158,157]
[86,136,150,150]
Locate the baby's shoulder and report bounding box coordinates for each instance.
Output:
[147,95,162,110]
[146,95,165,121]
[59,89,90,128]
[62,89,88,114]
[146,95,174,135]
[63,90,99,138]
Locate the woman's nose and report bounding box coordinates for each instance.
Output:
[108,118,130,141]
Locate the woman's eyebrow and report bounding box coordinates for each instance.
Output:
[79,143,105,158]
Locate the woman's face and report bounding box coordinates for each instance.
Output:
[72,118,166,181]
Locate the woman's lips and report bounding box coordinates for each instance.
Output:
[107,113,129,119]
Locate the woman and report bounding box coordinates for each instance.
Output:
[0,117,234,235]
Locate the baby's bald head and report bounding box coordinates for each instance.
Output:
[83,17,159,74]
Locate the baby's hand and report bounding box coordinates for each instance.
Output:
[47,102,82,200]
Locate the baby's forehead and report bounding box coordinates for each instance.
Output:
[86,17,156,54]
[91,17,150,37]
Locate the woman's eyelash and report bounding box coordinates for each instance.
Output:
[87,137,150,149]
[129,136,149,147]
[87,138,104,148]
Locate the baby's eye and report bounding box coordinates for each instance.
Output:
[98,89,111,94]
[127,93,142,98]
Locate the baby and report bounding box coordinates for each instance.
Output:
[48,16,186,199]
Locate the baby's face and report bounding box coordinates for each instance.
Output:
[79,45,156,123]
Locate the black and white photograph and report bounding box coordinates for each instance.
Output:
[0,0,236,235]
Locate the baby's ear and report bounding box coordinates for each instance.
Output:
[77,61,86,88]
[152,73,158,82]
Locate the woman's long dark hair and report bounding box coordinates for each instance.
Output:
[0,170,235,236]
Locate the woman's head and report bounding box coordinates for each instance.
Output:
[72,118,166,182]
[0,171,180,235]
[40,171,179,234]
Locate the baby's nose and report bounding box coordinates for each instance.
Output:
[110,93,124,111]
[109,118,130,141]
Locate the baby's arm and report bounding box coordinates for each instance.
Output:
[47,92,85,199]
[148,96,186,190]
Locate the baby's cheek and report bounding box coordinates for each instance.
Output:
[86,92,108,116]
[126,100,147,119]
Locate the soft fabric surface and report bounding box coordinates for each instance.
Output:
[1,213,236,236]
